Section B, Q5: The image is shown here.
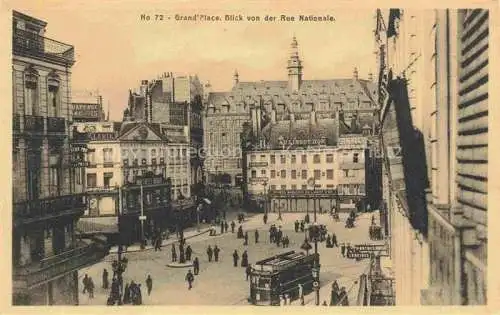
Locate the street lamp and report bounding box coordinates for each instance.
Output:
[262,180,268,215]
[307,177,320,306]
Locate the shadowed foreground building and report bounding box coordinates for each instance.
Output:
[12,11,108,305]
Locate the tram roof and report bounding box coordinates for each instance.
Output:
[252,251,315,273]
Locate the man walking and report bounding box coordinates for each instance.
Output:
[88,277,95,299]
[245,265,252,281]
[231,221,236,233]
[254,229,259,244]
[298,283,305,305]
[220,220,225,234]
[193,257,200,275]
[341,243,346,257]
[186,245,193,261]
[146,275,153,296]
[214,245,220,262]
[82,274,89,294]
[102,269,109,289]
[332,233,338,247]
[207,245,213,262]
[263,213,268,225]
[224,221,229,233]
[185,269,195,290]
[171,244,177,262]
[232,250,239,267]
[244,231,249,246]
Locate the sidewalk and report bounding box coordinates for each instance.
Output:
[108,227,211,254]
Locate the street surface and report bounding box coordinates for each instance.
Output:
[78,211,383,306]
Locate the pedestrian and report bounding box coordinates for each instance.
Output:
[241,250,248,267]
[341,243,346,257]
[136,284,143,305]
[224,221,229,233]
[279,294,285,306]
[300,220,305,232]
[207,245,213,262]
[245,265,252,281]
[263,213,268,225]
[233,250,239,267]
[129,281,137,304]
[244,231,249,246]
[102,268,109,289]
[237,225,244,239]
[146,275,153,296]
[298,283,305,305]
[171,244,177,262]
[269,226,274,243]
[231,221,236,233]
[220,220,225,234]
[186,245,193,261]
[322,301,328,306]
[330,281,340,305]
[326,235,333,248]
[193,257,200,275]
[332,233,338,247]
[185,269,195,290]
[285,294,291,305]
[294,220,299,233]
[214,245,220,262]
[254,229,259,244]
[340,286,349,306]
[82,274,89,293]
[88,277,95,299]
[123,282,130,304]
[179,243,186,263]
[305,213,310,224]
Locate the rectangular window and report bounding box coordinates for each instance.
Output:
[87,150,96,166]
[291,170,297,179]
[270,155,276,164]
[291,184,297,189]
[280,155,286,164]
[291,155,296,163]
[261,170,266,176]
[251,155,256,162]
[302,184,307,189]
[270,185,276,190]
[103,172,113,188]
[280,170,286,178]
[103,148,113,164]
[182,148,187,158]
[260,155,265,160]
[271,170,276,178]
[314,169,321,180]
[313,154,321,164]
[326,169,334,179]
[251,170,257,178]
[301,155,307,164]
[301,170,307,179]
[87,174,97,188]
[25,77,38,116]
[280,185,286,190]
[353,153,359,163]
[327,184,335,188]
[344,170,349,177]
[47,85,59,117]
[326,154,334,163]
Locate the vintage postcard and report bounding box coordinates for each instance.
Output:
[1,0,498,313]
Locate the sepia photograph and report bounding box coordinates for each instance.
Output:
[3,0,495,309]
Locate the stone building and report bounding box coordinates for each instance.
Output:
[204,37,379,197]
[374,8,488,305]
[12,11,107,305]
[72,120,193,244]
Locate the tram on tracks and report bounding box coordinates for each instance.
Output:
[248,250,319,306]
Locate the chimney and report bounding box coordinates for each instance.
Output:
[233,69,239,86]
[271,110,276,124]
[353,67,359,80]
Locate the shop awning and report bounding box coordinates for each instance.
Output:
[77,216,119,234]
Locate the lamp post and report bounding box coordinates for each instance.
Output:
[262,180,268,215]
[139,184,146,250]
[307,177,320,306]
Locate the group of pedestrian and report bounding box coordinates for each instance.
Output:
[206,245,221,262]
[326,233,339,248]
[294,220,306,233]
[219,220,230,234]
[120,280,143,305]
[171,241,194,263]
[330,281,349,306]
[104,268,152,305]
[82,274,95,299]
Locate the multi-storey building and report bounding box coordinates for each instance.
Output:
[12,11,107,305]
[374,8,488,305]
[73,120,192,244]
[205,37,379,199]
[126,73,204,188]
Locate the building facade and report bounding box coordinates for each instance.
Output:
[374,8,488,305]
[205,37,379,198]
[72,121,194,244]
[12,11,107,305]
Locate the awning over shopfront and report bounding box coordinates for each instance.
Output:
[77,216,119,235]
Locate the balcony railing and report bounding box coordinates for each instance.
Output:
[47,117,65,133]
[13,241,107,290]
[24,115,44,132]
[14,194,86,223]
[13,28,75,66]
[86,186,118,194]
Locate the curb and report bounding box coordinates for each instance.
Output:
[165,262,194,268]
[109,229,211,254]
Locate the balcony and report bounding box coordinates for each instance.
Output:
[13,240,108,290]
[14,194,86,226]
[249,161,268,168]
[47,117,66,133]
[13,28,75,66]
[86,186,118,194]
[24,115,44,133]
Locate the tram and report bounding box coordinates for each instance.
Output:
[248,251,319,306]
